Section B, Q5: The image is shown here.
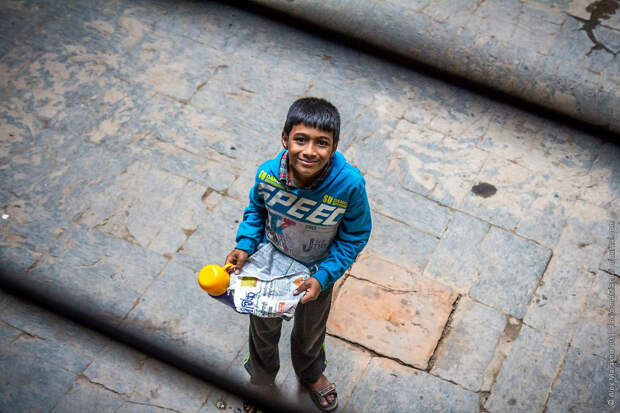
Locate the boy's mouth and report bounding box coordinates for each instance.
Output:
[298,158,318,167]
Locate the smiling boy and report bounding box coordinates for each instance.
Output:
[225,97,372,411]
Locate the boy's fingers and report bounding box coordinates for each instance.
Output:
[294,282,309,295]
[300,288,317,304]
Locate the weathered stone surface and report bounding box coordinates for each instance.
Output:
[132,358,212,412]
[0,319,21,347]
[424,211,489,292]
[581,141,620,208]
[422,0,476,26]
[77,160,188,249]
[155,0,251,54]
[0,287,235,413]
[0,294,107,373]
[31,226,169,324]
[121,92,262,165]
[459,156,536,231]
[348,357,479,412]
[226,170,256,203]
[364,175,451,237]
[343,131,394,179]
[523,255,594,343]
[545,346,619,413]
[84,344,146,396]
[1,1,618,412]
[431,297,505,391]
[321,336,372,409]
[175,192,246,271]
[327,276,457,369]
[85,343,214,413]
[364,211,438,274]
[466,0,522,43]
[554,199,612,274]
[0,349,77,413]
[383,120,488,208]
[485,325,567,413]
[0,245,40,275]
[51,78,149,150]
[153,142,236,193]
[116,402,178,413]
[199,388,246,413]
[515,176,577,248]
[114,30,225,101]
[571,270,620,361]
[349,252,418,290]
[124,261,248,376]
[521,121,601,181]
[266,328,373,410]
[147,180,210,257]
[513,3,565,52]
[50,377,124,413]
[470,227,551,318]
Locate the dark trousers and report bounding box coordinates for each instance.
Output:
[243,285,333,385]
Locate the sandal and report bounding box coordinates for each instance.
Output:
[243,400,260,413]
[308,382,338,412]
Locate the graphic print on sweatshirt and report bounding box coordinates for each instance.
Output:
[258,180,347,263]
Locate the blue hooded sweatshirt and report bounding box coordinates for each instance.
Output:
[235,149,372,290]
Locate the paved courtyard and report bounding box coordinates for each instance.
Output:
[1,0,619,412]
[1,290,248,413]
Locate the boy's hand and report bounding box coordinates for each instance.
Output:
[225,249,249,274]
[294,277,322,304]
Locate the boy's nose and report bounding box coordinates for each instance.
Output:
[303,142,318,157]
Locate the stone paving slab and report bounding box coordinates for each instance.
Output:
[0,289,250,413]
[423,211,490,292]
[383,119,488,209]
[327,276,457,369]
[348,252,419,291]
[123,260,248,377]
[364,174,451,237]
[348,357,480,413]
[470,226,552,318]
[523,255,595,343]
[545,346,619,413]
[431,297,506,392]
[364,211,438,272]
[485,324,568,413]
[571,270,620,362]
[249,0,620,132]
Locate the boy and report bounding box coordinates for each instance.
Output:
[225,97,372,412]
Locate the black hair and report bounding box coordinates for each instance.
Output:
[282,97,340,146]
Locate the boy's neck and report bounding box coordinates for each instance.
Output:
[288,164,318,189]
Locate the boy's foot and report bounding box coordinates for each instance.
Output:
[307,374,338,411]
[244,379,276,413]
[242,400,262,413]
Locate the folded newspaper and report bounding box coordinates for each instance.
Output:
[228,243,311,320]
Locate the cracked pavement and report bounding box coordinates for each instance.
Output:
[1,0,619,412]
[250,0,620,132]
[0,289,246,413]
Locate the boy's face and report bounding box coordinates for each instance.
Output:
[282,124,337,187]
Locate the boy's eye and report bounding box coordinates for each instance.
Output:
[319,140,329,146]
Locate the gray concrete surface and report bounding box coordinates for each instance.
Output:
[249,0,620,133]
[0,0,619,412]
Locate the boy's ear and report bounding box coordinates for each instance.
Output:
[281,132,288,149]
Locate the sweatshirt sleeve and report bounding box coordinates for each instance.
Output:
[234,171,267,256]
[312,176,372,290]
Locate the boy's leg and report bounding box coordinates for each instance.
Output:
[290,285,334,384]
[244,314,283,384]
